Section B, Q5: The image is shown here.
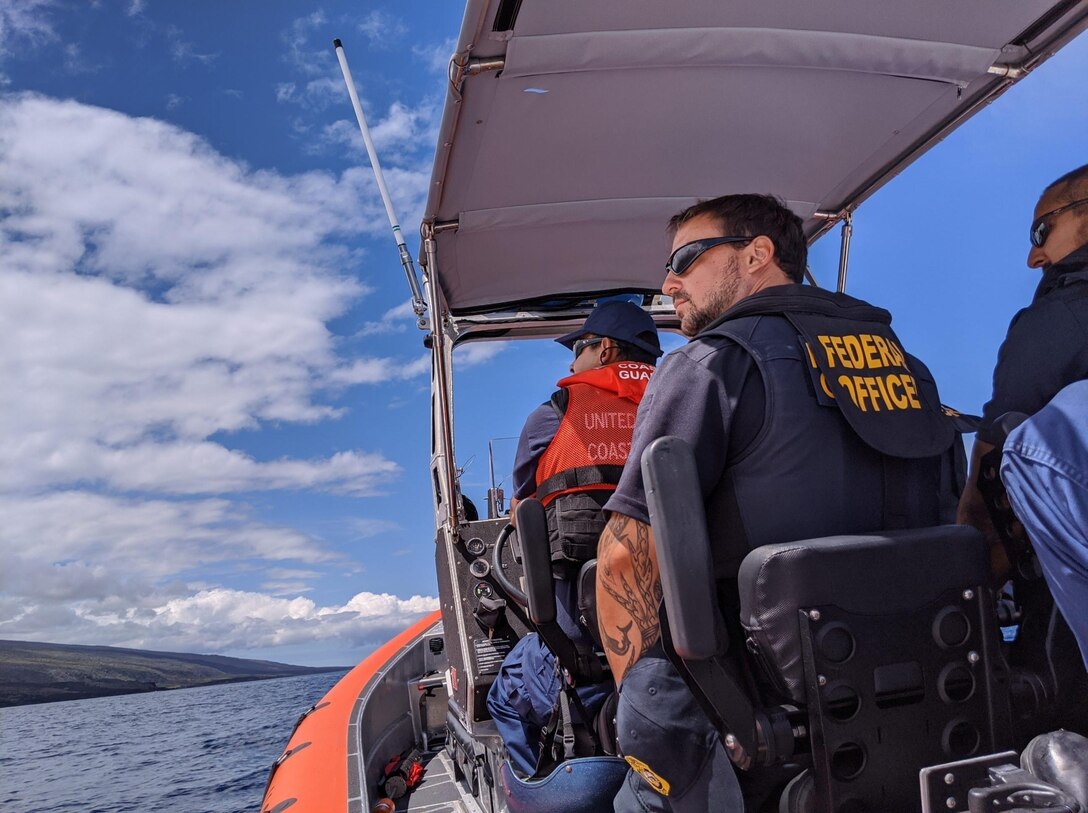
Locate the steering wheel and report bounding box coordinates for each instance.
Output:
[491,523,528,607]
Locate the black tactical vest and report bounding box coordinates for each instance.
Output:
[699,286,958,579]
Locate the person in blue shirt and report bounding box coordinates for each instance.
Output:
[597,194,959,812]
[1001,379,1088,670]
[958,164,1088,577]
[488,301,662,777]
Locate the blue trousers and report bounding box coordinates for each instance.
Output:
[613,648,744,812]
[487,633,612,776]
[1002,380,1088,670]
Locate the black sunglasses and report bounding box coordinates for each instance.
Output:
[665,236,752,277]
[572,337,604,357]
[1030,197,1088,248]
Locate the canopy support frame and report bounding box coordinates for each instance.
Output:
[423,225,464,536]
[836,211,855,293]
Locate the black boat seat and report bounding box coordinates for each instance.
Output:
[643,435,1015,812]
[738,528,1013,811]
[500,499,609,686]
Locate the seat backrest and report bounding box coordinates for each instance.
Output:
[738,527,1013,812]
[514,499,608,685]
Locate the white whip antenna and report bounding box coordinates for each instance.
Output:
[333,38,428,328]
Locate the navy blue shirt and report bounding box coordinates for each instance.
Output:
[980,244,1088,438]
[512,402,561,500]
[605,338,762,523]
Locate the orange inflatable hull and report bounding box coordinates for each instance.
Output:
[260,610,442,813]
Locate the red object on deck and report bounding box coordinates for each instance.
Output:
[260,610,442,813]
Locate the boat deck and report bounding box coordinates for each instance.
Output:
[393,749,476,813]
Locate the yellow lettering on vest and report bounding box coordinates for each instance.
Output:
[886,374,909,409]
[873,374,893,410]
[854,375,874,412]
[842,335,866,369]
[830,335,851,369]
[902,374,922,409]
[837,374,861,408]
[804,342,819,368]
[861,334,882,369]
[819,372,836,399]
[818,335,837,367]
[872,335,893,368]
[864,376,884,411]
[887,339,906,368]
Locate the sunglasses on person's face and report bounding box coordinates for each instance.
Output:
[572,337,605,358]
[665,236,753,277]
[1030,197,1088,248]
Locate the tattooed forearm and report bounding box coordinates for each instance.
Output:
[603,619,633,657]
[596,513,661,681]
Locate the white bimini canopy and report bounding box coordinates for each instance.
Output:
[421,0,1088,314]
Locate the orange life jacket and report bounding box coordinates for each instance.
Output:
[534,361,654,506]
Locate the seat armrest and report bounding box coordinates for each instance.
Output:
[641,436,725,660]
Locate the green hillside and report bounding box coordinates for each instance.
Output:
[0,639,347,707]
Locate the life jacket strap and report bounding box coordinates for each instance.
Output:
[536,464,625,504]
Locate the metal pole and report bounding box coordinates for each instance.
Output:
[333,38,427,327]
[836,211,854,293]
[424,229,463,534]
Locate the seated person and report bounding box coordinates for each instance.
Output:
[487,300,662,776]
[1001,379,1088,670]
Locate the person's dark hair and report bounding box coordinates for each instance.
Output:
[610,338,658,366]
[667,194,807,283]
[1041,163,1088,207]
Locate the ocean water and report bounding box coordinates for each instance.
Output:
[0,671,347,813]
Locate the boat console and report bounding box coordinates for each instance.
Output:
[436,516,532,726]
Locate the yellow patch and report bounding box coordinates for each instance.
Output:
[624,755,671,796]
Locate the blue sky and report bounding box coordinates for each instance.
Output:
[0,2,1084,667]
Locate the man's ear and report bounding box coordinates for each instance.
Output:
[748,237,774,272]
[598,337,615,363]
[746,235,776,273]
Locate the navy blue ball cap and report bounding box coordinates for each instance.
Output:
[555,301,662,358]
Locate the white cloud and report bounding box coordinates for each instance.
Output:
[62,42,97,75]
[274,76,345,111]
[358,10,408,47]
[127,0,145,16]
[321,98,441,162]
[357,299,421,336]
[283,11,328,77]
[165,92,185,110]
[0,94,435,502]
[0,491,336,597]
[0,491,438,655]
[413,37,457,74]
[165,25,217,67]
[3,584,438,655]
[455,342,509,368]
[0,0,56,60]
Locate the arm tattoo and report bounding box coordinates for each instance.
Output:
[598,514,661,677]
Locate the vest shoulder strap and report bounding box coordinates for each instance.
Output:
[549,388,570,420]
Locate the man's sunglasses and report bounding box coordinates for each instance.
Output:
[665,236,752,277]
[1030,197,1088,248]
[572,337,604,357]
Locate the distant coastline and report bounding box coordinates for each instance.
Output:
[0,639,348,707]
